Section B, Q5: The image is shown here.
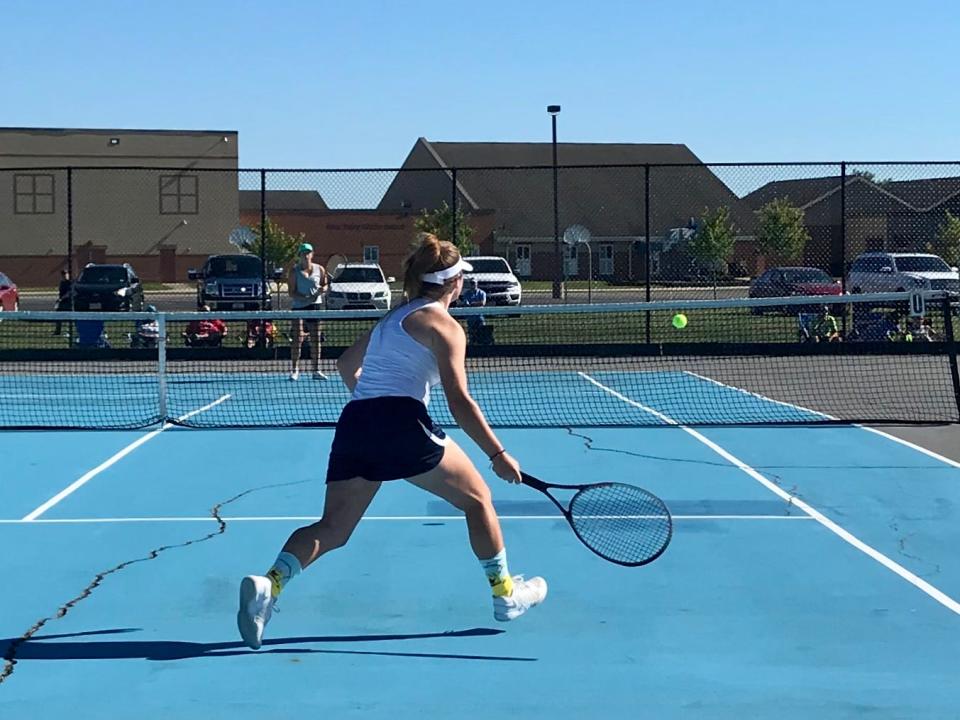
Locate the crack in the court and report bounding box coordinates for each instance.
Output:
[889,519,941,578]
[562,429,944,472]
[565,428,807,516]
[0,479,312,687]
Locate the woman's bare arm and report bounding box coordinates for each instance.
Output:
[336,328,373,391]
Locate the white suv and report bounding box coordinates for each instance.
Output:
[462,256,522,306]
[326,263,394,310]
[846,252,960,294]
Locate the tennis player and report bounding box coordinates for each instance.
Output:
[288,242,327,380]
[238,233,546,650]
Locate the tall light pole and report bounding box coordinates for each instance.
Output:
[548,105,562,299]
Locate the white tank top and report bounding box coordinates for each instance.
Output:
[352,298,441,406]
[292,263,324,309]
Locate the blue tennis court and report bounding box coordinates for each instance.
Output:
[0,367,824,428]
[2,369,960,719]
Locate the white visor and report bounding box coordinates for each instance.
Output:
[420,258,473,284]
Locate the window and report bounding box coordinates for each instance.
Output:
[159,175,198,214]
[853,257,886,273]
[363,245,380,264]
[894,256,951,273]
[205,256,262,277]
[468,258,510,273]
[564,244,579,276]
[14,174,55,214]
[336,267,384,283]
[515,245,531,276]
[78,266,128,284]
[599,244,614,276]
[782,269,832,283]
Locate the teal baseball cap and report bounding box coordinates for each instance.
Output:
[297,242,314,255]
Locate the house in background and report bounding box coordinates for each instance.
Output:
[238,189,496,279]
[742,174,960,276]
[0,127,239,286]
[377,138,754,282]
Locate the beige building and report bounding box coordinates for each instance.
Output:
[0,127,240,286]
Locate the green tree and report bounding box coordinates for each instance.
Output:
[930,210,960,268]
[238,218,306,273]
[689,206,737,299]
[756,198,810,264]
[414,201,476,254]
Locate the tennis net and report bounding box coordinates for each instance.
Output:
[1,291,957,430]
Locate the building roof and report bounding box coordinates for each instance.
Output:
[239,190,329,211]
[0,127,238,169]
[378,138,749,237]
[881,177,960,210]
[742,174,960,213]
[741,176,847,211]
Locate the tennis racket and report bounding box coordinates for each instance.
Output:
[521,472,672,567]
[325,253,348,280]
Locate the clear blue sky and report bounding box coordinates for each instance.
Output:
[5,0,959,168]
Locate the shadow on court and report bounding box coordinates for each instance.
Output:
[1,627,537,663]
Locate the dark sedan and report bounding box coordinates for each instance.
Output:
[749,267,842,314]
[750,267,842,298]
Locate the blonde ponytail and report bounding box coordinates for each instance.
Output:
[402,232,462,300]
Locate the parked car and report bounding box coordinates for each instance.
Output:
[326,263,394,310]
[462,256,522,306]
[188,254,284,311]
[749,267,842,299]
[846,252,960,294]
[72,263,145,311]
[0,271,19,311]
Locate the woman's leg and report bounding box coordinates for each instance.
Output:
[238,476,380,649]
[278,476,381,571]
[406,439,501,559]
[406,438,546,620]
[309,321,323,376]
[290,319,304,376]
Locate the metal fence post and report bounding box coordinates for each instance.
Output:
[67,167,74,311]
[451,167,458,247]
[840,161,847,291]
[260,169,267,310]
[644,164,651,344]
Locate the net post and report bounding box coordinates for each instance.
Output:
[943,294,960,421]
[157,312,168,422]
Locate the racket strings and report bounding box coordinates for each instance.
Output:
[568,484,672,565]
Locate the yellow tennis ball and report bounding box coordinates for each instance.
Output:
[672,313,688,329]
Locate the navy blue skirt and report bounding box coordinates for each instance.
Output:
[325,396,447,483]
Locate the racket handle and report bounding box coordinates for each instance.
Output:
[520,472,549,491]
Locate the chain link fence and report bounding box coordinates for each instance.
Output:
[2,163,959,311]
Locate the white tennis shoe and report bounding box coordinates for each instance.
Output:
[493,575,547,621]
[237,575,276,650]
[289,370,300,381]
[313,370,328,380]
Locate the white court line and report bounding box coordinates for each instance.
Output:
[19,395,232,522]
[682,369,960,469]
[1,514,813,524]
[578,371,960,616]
